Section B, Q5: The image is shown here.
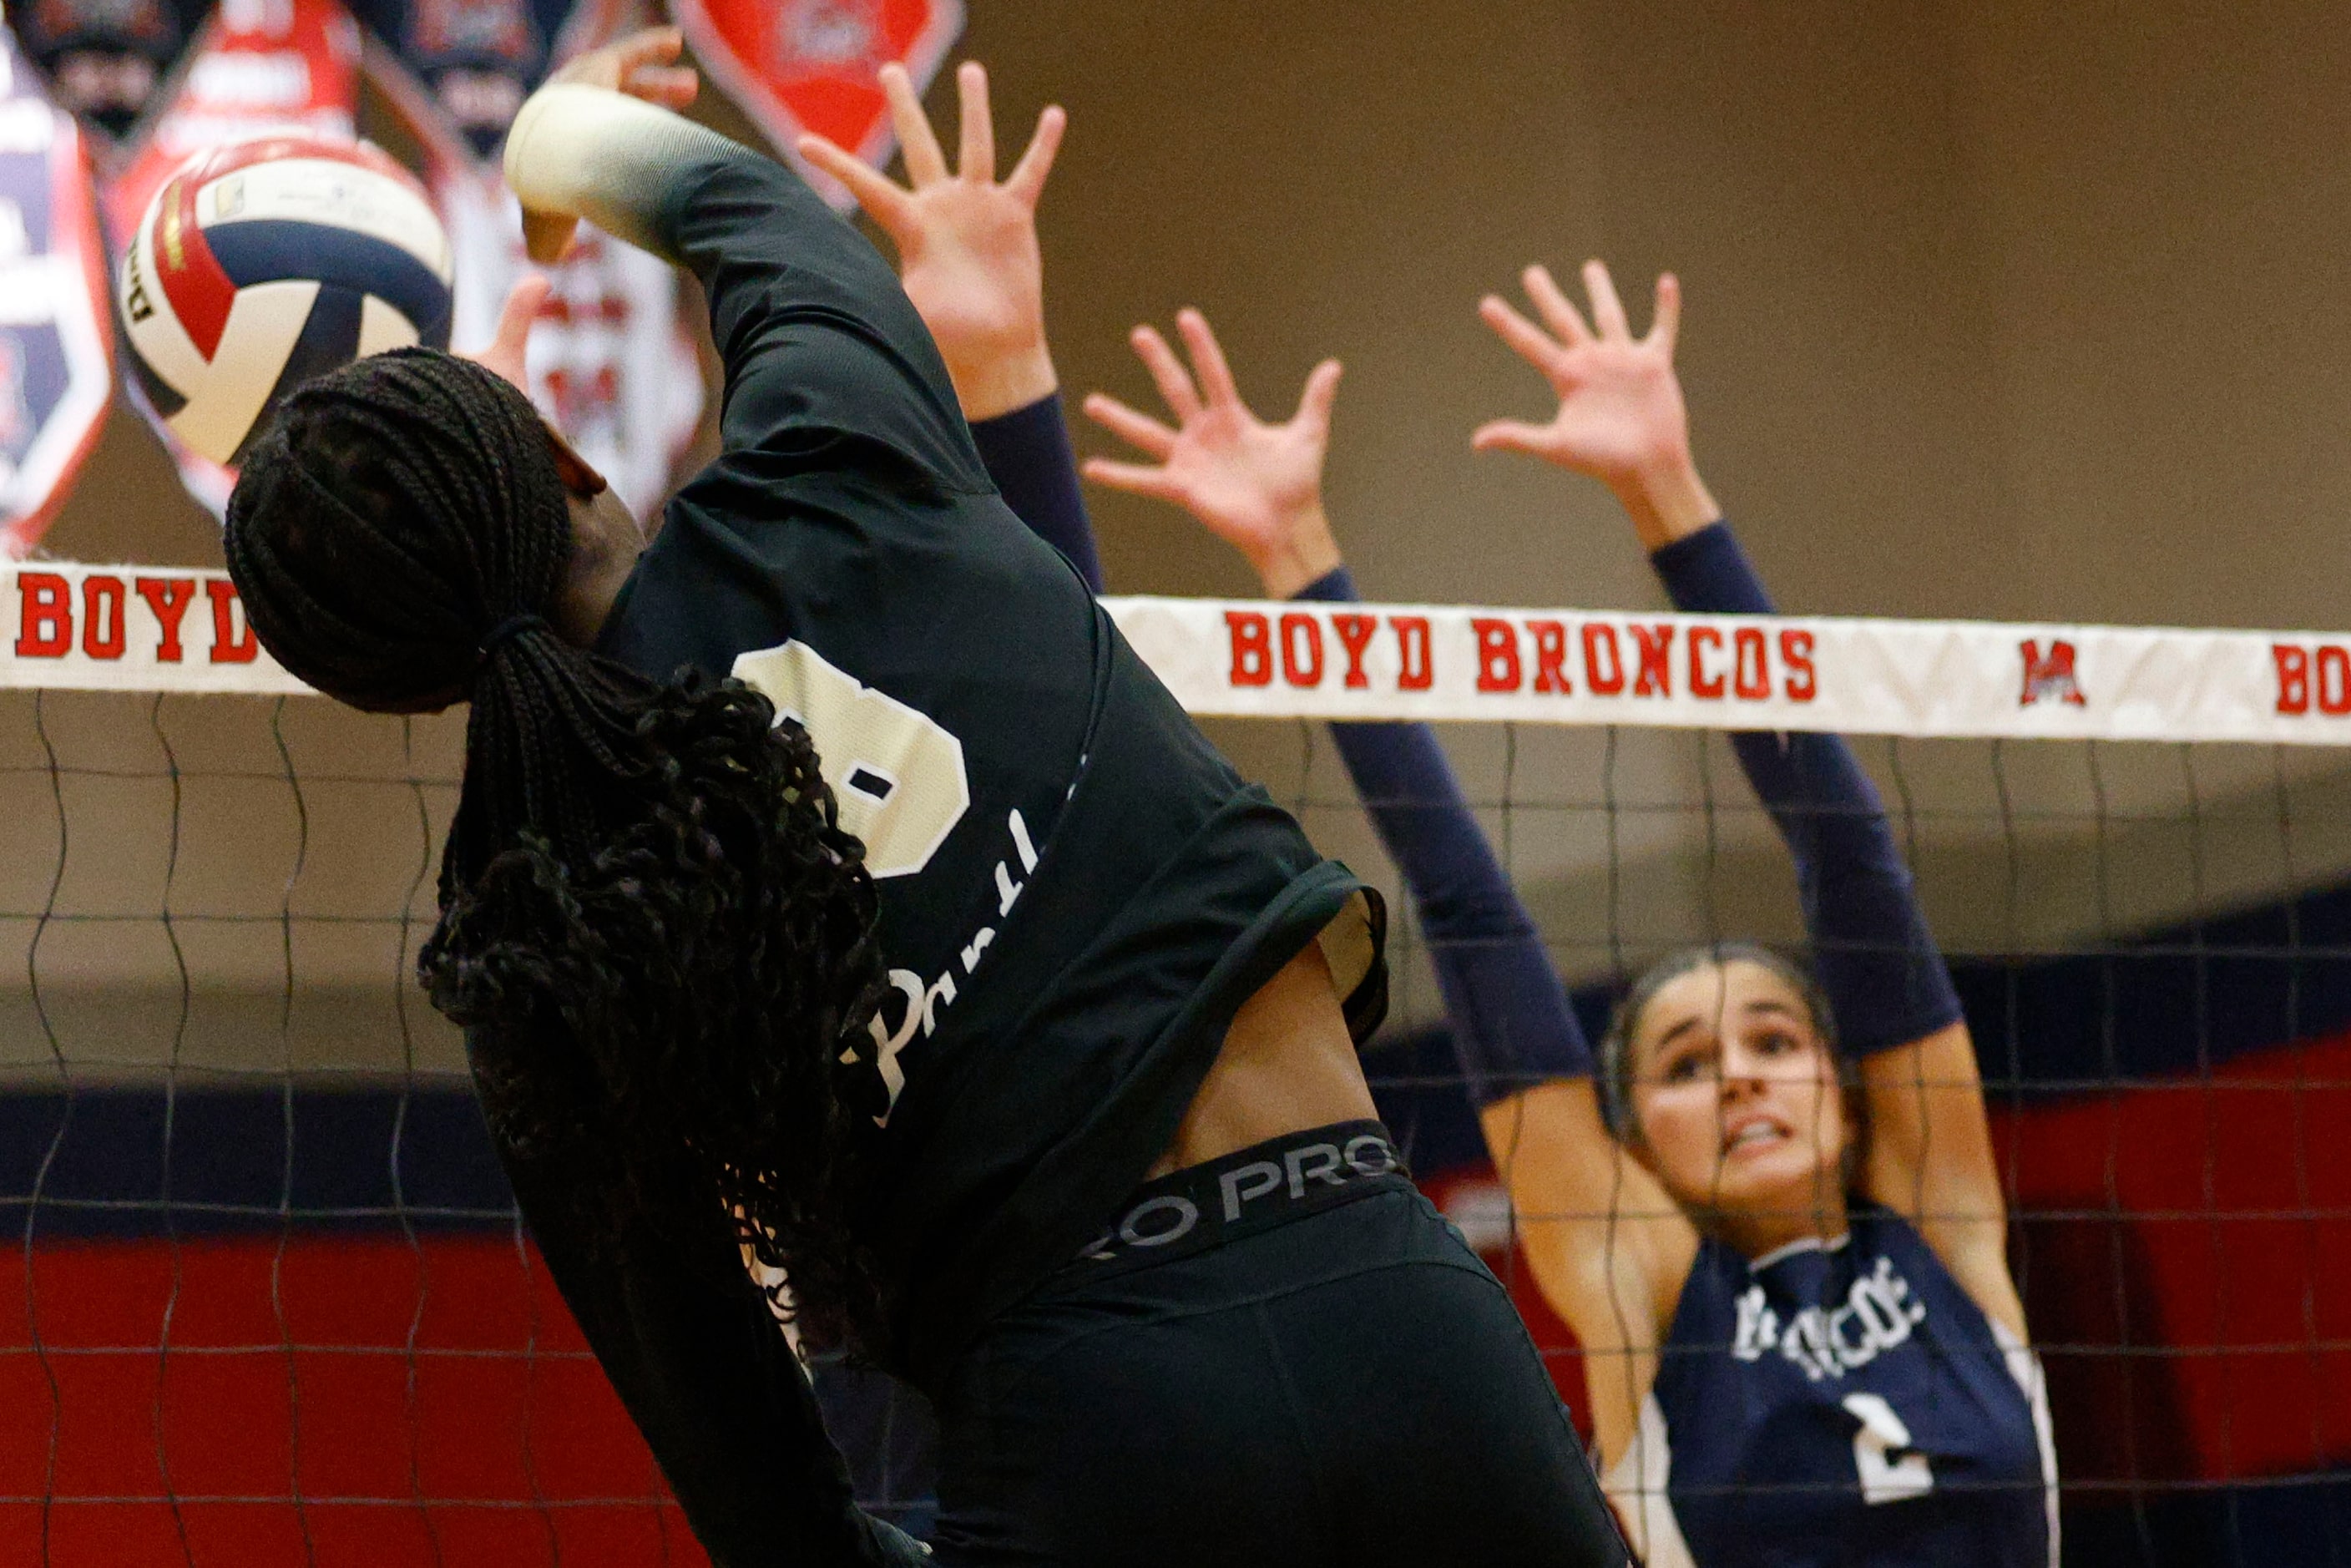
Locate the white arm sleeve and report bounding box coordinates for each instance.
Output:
[501,84,748,264]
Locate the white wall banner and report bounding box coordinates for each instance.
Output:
[4,564,2350,748]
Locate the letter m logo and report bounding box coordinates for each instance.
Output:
[2019,638,2086,707]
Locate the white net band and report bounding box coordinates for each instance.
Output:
[1112,595,2351,745]
[9,561,2351,746]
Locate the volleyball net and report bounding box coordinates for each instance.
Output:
[4,560,2348,1566]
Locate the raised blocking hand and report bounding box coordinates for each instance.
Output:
[800,61,1066,420]
[1081,309,1343,599]
[1474,260,1717,548]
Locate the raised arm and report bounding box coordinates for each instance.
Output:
[800,62,1100,588]
[504,34,983,493]
[1474,260,2023,1341]
[1082,309,1696,1471]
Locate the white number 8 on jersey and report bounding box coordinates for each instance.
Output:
[731,640,971,879]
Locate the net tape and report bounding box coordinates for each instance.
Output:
[13,562,2351,745]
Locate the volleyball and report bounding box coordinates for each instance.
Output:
[116,136,454,466]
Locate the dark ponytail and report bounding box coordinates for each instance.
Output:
[225,348,890,1351]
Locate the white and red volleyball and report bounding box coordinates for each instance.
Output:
[117,137,454,466]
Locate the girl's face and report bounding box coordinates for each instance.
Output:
[1626,959,1848,1241]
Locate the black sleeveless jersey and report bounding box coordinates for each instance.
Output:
[579,153,1383,1390]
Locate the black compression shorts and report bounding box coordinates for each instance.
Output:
[927,1122,1631,1565]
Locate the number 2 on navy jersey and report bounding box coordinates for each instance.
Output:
[731,640,971,878]
[1843,1393,1934,1505]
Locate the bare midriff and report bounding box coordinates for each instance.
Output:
[1148,941,1377,1178]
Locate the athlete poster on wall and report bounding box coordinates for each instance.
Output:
[663,0,962,211]
[0,27,116,554]
[103,0,363,515]
[361,0,703,521]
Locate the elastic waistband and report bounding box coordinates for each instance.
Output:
[1070,1120,1410,1277]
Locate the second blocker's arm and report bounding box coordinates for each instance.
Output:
[1472,255,2020,1343]
[1078,304,1706,1468]
[1649,522,1963,1055]
[1294,566,1594,1101]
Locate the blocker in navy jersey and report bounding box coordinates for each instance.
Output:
[1616,1201,2055,1567]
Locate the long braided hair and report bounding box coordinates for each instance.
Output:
[225,348,891,1351]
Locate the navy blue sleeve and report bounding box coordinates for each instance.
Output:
[1650,522,1964,1056]
[1299,568,1595,1103]
[968,395,1105,591]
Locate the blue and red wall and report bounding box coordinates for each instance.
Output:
[6,882,2351,1565]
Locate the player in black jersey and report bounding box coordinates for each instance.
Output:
[220,31,1629,1567]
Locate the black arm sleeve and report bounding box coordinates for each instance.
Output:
[968,394,1105,590]
[491,1077,923,1565]
[653,147,990,493]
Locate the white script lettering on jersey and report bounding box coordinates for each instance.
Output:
[1732,1257,1929,1382]
[731,640,972,878]
[852,805,1041,1127]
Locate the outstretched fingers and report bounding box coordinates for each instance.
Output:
[493,273,549,347]
[1522,264,1591,346]
[1470,417,1553,457]
[1130,324,1205,423]
[879,62,948,186]
[620,60,699,108]
[1296,357,1343,432]
[1176,309,1241,409]
[955,60,995,181]
[797,133,912,228]
[462,273,549,389]
[550,25,695,103]
[606,24,681,63]
[1004,104,1066,207]
[1080,456,1187,502]
[1081,392,1179,460]
[1647,271,1682,355]
[1479,293,1564,374]
[1582,259,1631,341]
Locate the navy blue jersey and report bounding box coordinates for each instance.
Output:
[1610,1204,2055,1567]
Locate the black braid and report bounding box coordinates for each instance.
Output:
[225,348,891,1352]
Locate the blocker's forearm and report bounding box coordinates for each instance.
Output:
[1294,567,1597,1104]
[1650,522,1963,1056]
